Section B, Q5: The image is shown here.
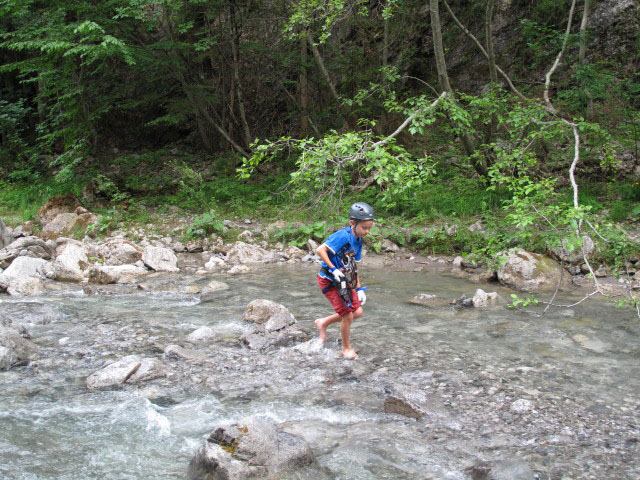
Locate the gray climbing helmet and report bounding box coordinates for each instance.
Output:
[349,202,375,221]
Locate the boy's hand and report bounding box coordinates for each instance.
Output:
[356,287,367,305]
[329,267,345,282]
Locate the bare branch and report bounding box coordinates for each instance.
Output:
[544,0,577,113]
[442,0,526,99]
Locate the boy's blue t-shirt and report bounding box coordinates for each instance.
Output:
[318,226,363,279]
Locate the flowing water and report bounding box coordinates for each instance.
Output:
[1,263,639,479]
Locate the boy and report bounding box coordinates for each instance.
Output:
[314,202,375,360]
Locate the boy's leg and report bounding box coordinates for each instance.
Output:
[315,306,363,342]
[340,312,357,359]
[314,313,341,342]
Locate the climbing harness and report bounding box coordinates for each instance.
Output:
[320,246,359,308]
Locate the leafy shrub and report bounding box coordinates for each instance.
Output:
[186,211,225,239]
[270,222,328,248]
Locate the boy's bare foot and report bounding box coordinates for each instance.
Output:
[342,348,358,360]
[314,318,327,342]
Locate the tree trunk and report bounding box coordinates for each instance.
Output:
[579,0,594,118]
[300,33,309,135]
[485,0,498,84]
[429,0,452,93]
[429,0,485,176]
[230,7,252,146]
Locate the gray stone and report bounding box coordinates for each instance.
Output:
[188,416,314,480]
[7,277,45,297]
[226,241,275,265]
[0,236,54,268]
[186,326,217,343]
[497,249,569,293]
[86,355,167,390]
[95,238,144,266]
[0,326,37,367]
[87,264,149,284]
[282,245,306,260]
[472,289,502,308]
[1,256,47,282]
[142,246,179,272]
[164,344,204,361]
[264,311,296,332]
[0,218,13,249]
[204,256,226,272]
[0,345,18,370]
[41,212,96,239]
[243,299,293,324]
[52,242,90,282]
[408,294,450,308]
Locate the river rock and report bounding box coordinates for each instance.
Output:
[187,416,314,480]
[142,246,179,272]
[164,344,204,362]
[0,218,13,249]
[243,299,293,324]
[7,277,45,297]
[0,236,54,268]
[1,256,47,282]
[204,256,226,272]
[227,265,251,275]
[226,241,275,265]
[41,211,96,239]
[0,326,37,368]
[87,264,150,284]
[510,398,534,414]
[497,249,569,293]
[0,345,18,370]
[467,459,535,480]
[51,242,90,282]
[472,289,502,307]
[383,384,451,422]
[282,245,306,260]
[550,235,595,265]
[408,294,450,308]
[86,355,167,390]
[96,238,144,266]
[186,326,217,343]
[202,280,229,293]
[37,194,83,225]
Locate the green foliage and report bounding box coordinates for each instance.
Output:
[270,221,328,248]
[186,210,225,239]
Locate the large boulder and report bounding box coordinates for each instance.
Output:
[142,246,179,272]
[1,256,47,282]
[0,325,37,369]
[0,218,13,249]
[37,194,83,225]
[188,416,314,480]
[0,236,54,268]
[95,238,144,266]
[41,211,96,239]
[7,277,45,297]
[51,242,90,282]
[243,299,293,325]
[226,241,275,265]
[87,264,150,284]
[86,355,167,390]
[240,300,305,351]
[497,249,570,293]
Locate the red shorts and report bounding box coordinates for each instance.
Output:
[317,275,362,316]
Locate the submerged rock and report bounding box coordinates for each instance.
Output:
[0,325,37,369]
[186,326,217,343]
[187,416,314,480]
[86,355,167,390]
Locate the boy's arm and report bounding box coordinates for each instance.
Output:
[316,244,335,269]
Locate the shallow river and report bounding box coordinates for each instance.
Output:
[1,263,639,479]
